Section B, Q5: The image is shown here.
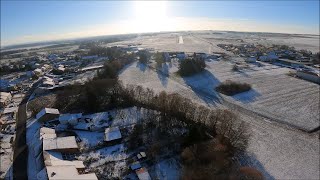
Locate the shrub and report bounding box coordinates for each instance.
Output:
[232,65,239,71]
[216,80,251,96]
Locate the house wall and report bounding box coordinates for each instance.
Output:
[38,114,60,123]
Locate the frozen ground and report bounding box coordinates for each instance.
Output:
[236,113,319,179]
[149,158,181,180]
[121,61,319,131]
[119,61,320,179]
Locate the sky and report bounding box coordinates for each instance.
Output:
[1,1,319,46]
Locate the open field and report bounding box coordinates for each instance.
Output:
[119,61,320,179]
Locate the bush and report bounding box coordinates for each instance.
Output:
[232,65,239,71]
[216,80,251,96]
[178,58,206,76]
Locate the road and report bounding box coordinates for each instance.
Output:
[13,80,41,180]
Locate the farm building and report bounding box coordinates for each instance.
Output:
[104,127,122,142]
[0,92,12,107]
[296,70,320,84]
[176,52,186,60]
[36,108,60,122]
[274,59,306,69]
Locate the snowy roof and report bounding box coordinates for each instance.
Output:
[43,136,78,151]
[36,108,60,120]
[104,127,122,141]
[59,113,82,122]
[130,162,142,170]
[43,151,85,169]
[0,92,11,103]
[46,165,98,180]
[2,107,17,114]
[136,167,151,180]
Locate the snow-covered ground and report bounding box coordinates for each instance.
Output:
[149,158,181,180]
[26,119,42,180]
[119,61,320,179]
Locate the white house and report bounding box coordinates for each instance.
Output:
[36,108,60,122]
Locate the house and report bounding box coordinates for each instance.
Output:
[59,113,82,126]
[82,55,98,60]
[33,127,98,180]
[245,56,257,63]
[36,108,60,122]
[36,150,97,180]
[130,162,142,170]
[2,107,18,120]
[42,136,79,153]
[0,92,12,108]
[296,70,320,84]
[176,52,186,60]
[137,152,146,160]
[37,164,98,180]
[104,127,122,142]
[136,167,151,180]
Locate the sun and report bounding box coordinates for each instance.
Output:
[131,1,173,33]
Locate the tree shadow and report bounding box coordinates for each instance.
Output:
[236,70,250,78]
[2,164,13,180]
[118,61,136,75]
[156,63,169,88]
[235,152,275,180]
[232,89,261,104]
[136,62,147,72]
[181,70,221,105]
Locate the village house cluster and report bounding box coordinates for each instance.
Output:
[218,43,320,84]
[27,106,152,180]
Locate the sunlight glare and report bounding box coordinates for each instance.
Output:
[132,1,174,32]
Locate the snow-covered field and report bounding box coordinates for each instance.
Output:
[119,60,319,179]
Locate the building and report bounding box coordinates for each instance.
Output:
[36,108,60,122]
[0,92,12,108]
[34,68,43,77]
[34,127,98,180]
[296,70,320,84]
[104,127,122,142]
[136,167,151,180]
[59,113,82,126]
[176,52,186,60]
[245,56,257,63]
[42,136,79,153]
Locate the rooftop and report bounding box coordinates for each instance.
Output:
[43,136,78,151]
[104,127,122,142]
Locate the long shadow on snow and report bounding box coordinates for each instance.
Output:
[156,63,169,88]
[232,89,261,104]
[182,69,221,105]
[235,152,275,180]
[136,62,147,72]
